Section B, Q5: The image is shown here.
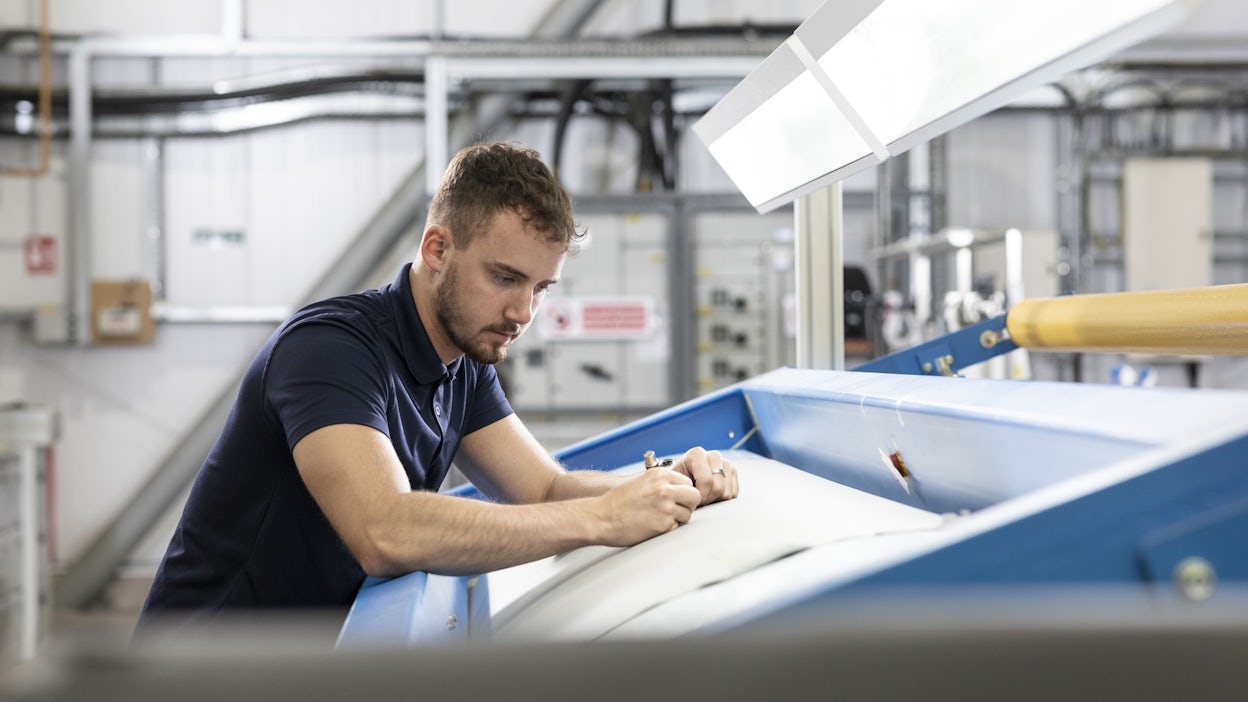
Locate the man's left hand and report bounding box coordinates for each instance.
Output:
[672,447,739,506]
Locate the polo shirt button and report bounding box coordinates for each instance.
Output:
[434,403,441,416]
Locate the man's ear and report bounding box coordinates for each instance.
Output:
[419,225,452,272]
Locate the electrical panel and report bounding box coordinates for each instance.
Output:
[693,211,795,393]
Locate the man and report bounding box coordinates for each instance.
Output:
[137,142,739,633]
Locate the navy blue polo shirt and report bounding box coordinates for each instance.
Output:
[138,264,512,630]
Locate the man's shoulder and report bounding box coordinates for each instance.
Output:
[283,288,394,339]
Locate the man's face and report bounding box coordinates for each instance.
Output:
[434,209,566,365]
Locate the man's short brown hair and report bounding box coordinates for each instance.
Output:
[427,142,582,252]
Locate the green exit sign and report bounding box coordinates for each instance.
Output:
[192,228,246,246]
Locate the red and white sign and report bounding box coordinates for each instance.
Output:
[537,296,657,340]
[24,234,57,275]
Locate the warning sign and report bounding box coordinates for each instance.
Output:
[537,296,657,340]
[583,302,647,332]
[24,234,57,275]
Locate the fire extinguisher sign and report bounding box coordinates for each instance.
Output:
[24,234,57,274]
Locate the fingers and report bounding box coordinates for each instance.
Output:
[601,469,700,543]
[674,447,740,505]
[651,468,701,515]
[606,448,741,547]
[675,446,709,498]
[716,454,740,500]
[711,456,739,502]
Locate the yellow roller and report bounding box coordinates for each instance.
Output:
[1006,284,1248,355]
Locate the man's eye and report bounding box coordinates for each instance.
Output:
[494,274,516,286]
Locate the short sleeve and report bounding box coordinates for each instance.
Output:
[464,363,513,435]
[264,321,391,449]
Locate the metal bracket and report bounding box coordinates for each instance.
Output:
[858,314,1017,377]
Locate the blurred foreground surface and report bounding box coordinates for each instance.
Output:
[4,588,1248,702]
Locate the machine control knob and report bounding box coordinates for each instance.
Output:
[1173,556,1217,602]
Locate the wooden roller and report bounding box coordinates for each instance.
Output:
[1006,284,1248,355]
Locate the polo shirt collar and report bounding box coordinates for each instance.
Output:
[389,263,463,384]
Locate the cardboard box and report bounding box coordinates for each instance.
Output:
[91,280,154,345]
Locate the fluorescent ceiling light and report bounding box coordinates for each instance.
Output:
[695,0,1201,213]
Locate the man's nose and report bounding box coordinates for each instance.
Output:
[506,288,537,325]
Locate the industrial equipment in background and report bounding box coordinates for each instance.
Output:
[872,227,1062,380]
[0,404,56,669]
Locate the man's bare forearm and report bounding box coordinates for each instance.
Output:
[364,467,699,578]
[364,490,608,577]
[296,423,720,580]
[542,469,629,502]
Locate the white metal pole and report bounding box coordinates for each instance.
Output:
[18,446,39,660]
[794,183,845,370]
[221,0,245,41]
[830,182,845,370]
[425,55,449,198]
[69,42,93,345]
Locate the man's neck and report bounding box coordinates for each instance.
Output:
[409,264,463,365]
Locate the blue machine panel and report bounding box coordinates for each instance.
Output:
[337,572,483,646]
[340,367,1248,645]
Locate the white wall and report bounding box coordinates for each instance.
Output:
[162,123,422,307]
[0,0,224,37]
[947,114,1058,232]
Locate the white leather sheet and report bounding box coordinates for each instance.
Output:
[486,450,945,641]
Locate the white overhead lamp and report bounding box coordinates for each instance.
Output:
[694,0,1202,213]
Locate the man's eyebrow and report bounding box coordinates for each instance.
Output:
[490,262,558,286]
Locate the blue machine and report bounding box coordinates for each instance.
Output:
[338,360,1248,646]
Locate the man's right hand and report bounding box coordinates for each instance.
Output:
[592,469,703,546]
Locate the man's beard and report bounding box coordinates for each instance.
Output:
[435,261,522,365]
